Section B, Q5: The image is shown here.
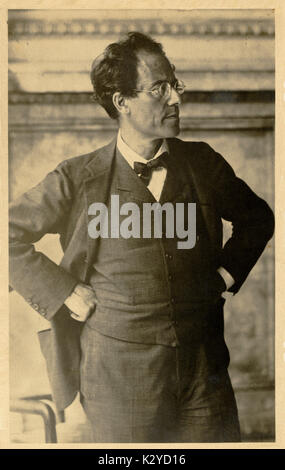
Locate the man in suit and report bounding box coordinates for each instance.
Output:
[9,32,274,443]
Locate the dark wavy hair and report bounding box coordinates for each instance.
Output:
[90,32,165,119]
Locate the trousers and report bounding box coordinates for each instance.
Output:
[79,315,241,443]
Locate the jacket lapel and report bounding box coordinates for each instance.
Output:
[59,138,117,281]
[167,138,220,248]
[83,139,155,275]
[115,148,156,203]
[83,138,117,272]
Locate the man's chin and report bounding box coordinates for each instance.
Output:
[165,125,180,138]
[160,119,180,137]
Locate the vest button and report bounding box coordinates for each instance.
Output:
[171,341,177,347]
[168,274,172,281]
[171,298,175,303]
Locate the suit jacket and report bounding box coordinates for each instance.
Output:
[9,137,274,411]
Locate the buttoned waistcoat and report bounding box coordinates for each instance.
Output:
[9,137,274,411]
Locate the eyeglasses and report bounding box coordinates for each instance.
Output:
[133,79,185,101]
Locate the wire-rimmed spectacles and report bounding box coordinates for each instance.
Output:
[133,79,185,100]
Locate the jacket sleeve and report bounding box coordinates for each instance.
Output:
[204,143,274,294]
[9,161,79,321]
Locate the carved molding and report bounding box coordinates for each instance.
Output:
[9,117,274,132]
[8,91,275,105]
[9,92,95,105]
[8,18,274,38]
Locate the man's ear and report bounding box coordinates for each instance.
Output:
[112,92,130,116]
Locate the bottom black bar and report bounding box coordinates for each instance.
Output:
[1,449,285,466]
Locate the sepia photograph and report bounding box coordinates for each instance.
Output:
[7,8,275,445]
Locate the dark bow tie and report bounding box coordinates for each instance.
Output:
[133,152,168,186]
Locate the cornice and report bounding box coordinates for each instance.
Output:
[8,117,275,132]
[8,91,275,105]
[8,18,274,38]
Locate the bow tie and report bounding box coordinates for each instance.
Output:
[133,152,168,186]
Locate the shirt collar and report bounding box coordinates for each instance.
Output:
[117,129,168,169]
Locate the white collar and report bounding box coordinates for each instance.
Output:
[117,129,168,169]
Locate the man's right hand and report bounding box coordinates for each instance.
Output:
[64,283,97,322]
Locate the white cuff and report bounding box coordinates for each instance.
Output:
[217,267,235,290]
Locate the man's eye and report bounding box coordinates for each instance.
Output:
[151,87,161,96]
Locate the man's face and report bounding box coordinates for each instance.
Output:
[124,50,181,140]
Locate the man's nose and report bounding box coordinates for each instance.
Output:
[167,87,181,106]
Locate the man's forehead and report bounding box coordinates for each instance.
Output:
[136,51,173,83]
